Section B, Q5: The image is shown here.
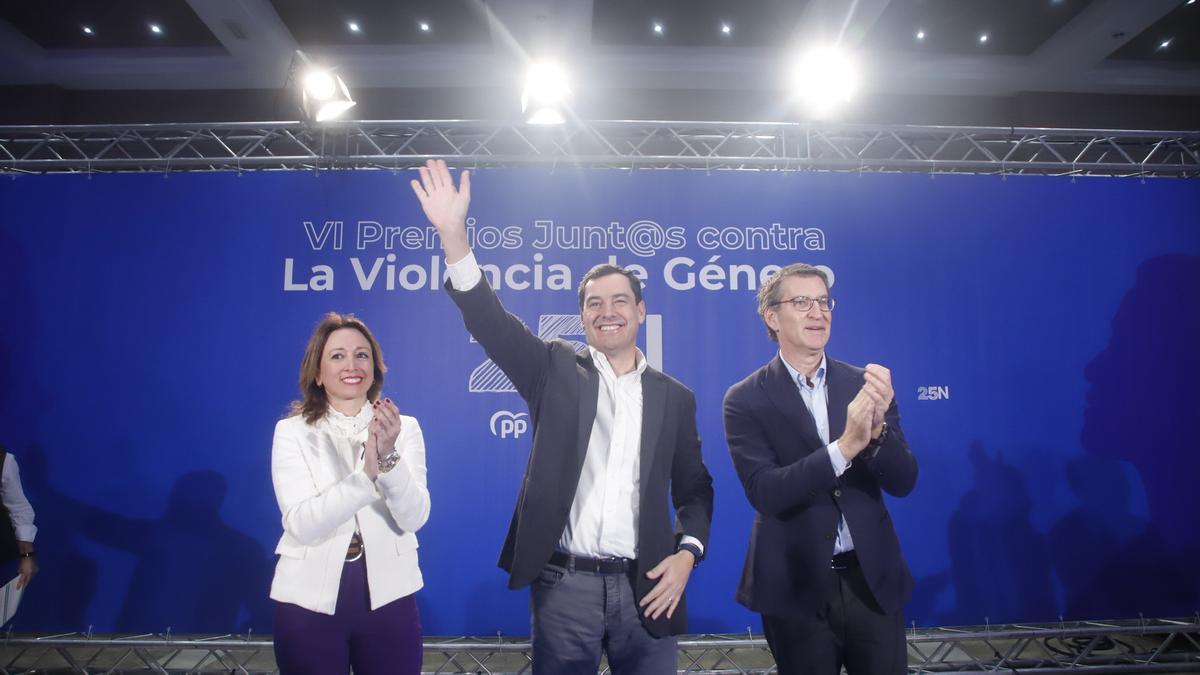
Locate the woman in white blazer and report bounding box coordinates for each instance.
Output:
[270,313,430,674]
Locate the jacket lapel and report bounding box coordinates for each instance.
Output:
[576,353,600,470]
[763,354,826,452]
[639,368,667,496]
[312,419,357,483]
[825,357,858,439]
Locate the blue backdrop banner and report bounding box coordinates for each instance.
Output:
[1,169,1197,635]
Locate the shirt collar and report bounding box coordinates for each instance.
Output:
[324,401,373,437]
[590,346,648,379]
[780,351,826,389]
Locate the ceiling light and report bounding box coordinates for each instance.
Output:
[303,70,336,101]
[979,33,989,43]
[149,23,163,35]
[791,46,859,119]
[916,29,925,40]
[721,23,731,35]
[522,61,571,125]
[1158,38,1172,49]
[82,25,94,35]
[347,21,361,33]
[291,50,356,123]
[419,21,430,32]
[653,22,664,35]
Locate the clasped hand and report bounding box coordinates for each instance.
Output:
[838,364,894,461]
[364,398,402,481]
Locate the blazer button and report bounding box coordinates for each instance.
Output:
[833,489,842,498]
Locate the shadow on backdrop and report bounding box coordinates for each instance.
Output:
[1077,254,1200,616]
[945,441,1057,625]
[22,447,272,633]
[1050,455,1159,619]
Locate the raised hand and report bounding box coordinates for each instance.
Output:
[410,159,471,262]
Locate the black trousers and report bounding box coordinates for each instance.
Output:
[762,560,906,675]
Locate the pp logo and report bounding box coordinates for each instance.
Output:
[490,410,530,439]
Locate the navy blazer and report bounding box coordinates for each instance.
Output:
[723,354,917,617]
[447,276,714,637]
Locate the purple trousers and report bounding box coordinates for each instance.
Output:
[273,557,422,675]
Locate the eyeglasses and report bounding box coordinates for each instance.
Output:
[769,295,835,312]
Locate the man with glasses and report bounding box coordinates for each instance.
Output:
[722,263,917,675]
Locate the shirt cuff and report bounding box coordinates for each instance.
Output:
[14,525,36,542]
[678,534,704,556]
[446,250,481,291]
[827,441,851,476]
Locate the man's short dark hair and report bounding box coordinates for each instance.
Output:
[577,264,644,309]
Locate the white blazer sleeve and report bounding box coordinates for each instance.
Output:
[271,418,377,546]
[374,416,431,533]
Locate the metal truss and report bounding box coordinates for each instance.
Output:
[1,121,1197,177]
[3,618,1197,674]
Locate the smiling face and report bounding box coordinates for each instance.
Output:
[580,272,646,360]
[765,274,832,357]
[316,327,375,413]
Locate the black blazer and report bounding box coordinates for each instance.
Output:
[723,354,917,617]
[447,277,714,637]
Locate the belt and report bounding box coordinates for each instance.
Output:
[548,551,633,575]
[831,550,859,571]
[345,532,364,562]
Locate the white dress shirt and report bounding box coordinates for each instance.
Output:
[780,353,855,555]
[2,454,36,542]
[447,252,703,560]
[561,347,647,558]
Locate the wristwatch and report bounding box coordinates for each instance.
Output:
[676,542,703,567]
[378,450,401,473]
[867,422,890,449]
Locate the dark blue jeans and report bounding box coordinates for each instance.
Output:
[530,562,677,675]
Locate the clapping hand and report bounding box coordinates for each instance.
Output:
[364,398,402,480]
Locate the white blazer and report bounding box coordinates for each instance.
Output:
[269,412,430,615]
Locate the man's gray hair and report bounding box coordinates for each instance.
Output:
[756,263,830,342]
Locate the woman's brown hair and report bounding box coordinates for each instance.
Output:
[290,313,387,424]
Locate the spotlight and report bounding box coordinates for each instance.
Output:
[791,46,859,118]
[979,33,989,43]
[653,22,664,35]
[419,21,430,32]
[721,23,731,35]
[1158,38,1172,49]
[521,61,571,125]
[291,50,357,122]
[347,21,361,33]
[149,23,163,35]
[82,25,94,35]
[916,29,925,40]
